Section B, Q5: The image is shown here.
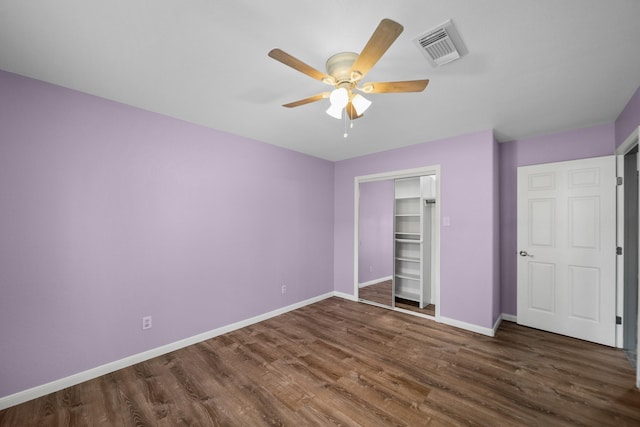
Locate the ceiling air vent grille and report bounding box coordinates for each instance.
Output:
[413,20,465,66]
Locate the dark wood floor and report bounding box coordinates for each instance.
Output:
[360,280,436,316]
[2,297,639,426]
[395,298,436,317]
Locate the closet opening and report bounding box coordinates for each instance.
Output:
[354,165,441,321]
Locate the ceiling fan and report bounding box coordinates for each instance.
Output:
[268,19,429,121]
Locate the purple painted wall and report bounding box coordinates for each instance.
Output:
[3,66,635,402]
[334,130,499,328]
[615,85,640,148]
[0,70,335,398]
[358,180,393,284]
[498,123,615,315]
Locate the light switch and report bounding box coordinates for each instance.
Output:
[442,216,451,227]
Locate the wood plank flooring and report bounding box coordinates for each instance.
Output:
[394,298,436,317]
[360,280,436,316]
[358,279,393,307]
[2,297,640,426]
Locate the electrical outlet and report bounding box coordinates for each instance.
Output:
[281,285,287,294]
[369,266,373,273]
[142,316,152,330]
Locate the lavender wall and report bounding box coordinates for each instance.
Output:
[616,85,640,148]
[0,70,335,398]
[334,130,499,328]
[498,123,615,315]
[358,180,393,284]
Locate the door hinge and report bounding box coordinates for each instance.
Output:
[617,246,623,255]
[617,177,623,185]
[616,316,622,325]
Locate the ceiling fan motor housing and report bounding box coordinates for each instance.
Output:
[326,52,359,86]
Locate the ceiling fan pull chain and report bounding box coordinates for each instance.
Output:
[350,103,355,129]
[343,111,348,138]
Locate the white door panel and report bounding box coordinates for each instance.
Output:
[517,156,616,346]
[528,262,555,312]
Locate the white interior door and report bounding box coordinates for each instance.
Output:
[517,156,616,346]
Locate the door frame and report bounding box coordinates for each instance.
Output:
[615,126,640,388]
[354,165,441,320]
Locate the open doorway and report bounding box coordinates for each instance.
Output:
[623,147,638,369]
[616,126,640,388]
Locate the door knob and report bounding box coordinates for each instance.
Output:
[519,250,533,257]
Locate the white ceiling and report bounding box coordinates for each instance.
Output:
[1,1,639,161]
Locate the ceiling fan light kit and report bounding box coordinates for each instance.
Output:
[329,87,349,109]
[268,18,430,135]
[326,104,343,120]
[351,94,372,115]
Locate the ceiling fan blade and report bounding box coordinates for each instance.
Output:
[283,93,327,108]
[346,102,363,120]
[268,48,329,82]
[349,19,404,80]
[361,79,430,94]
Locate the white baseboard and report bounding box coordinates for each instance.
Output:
[487,314,517,337]
[439,315,496,337]
[333,291,358,302]
[501,313,517,323]
[358,276,392,288]
[0,292,335,411]
[492,315,502,336]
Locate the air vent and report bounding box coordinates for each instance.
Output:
[413,20,466,66]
